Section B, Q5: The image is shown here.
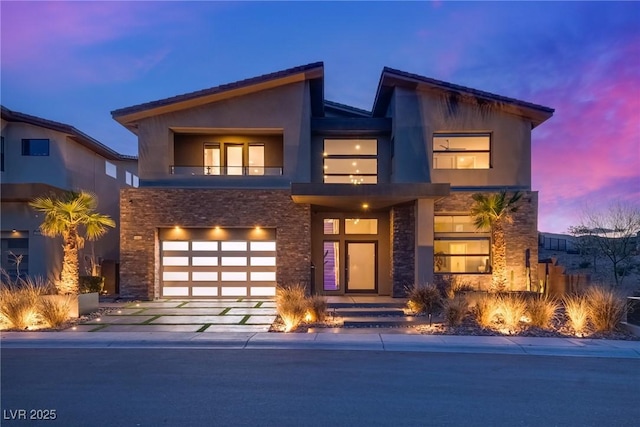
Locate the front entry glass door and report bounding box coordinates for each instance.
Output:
[346,242,376,292]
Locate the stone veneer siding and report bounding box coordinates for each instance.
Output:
[120,188,311,299]
[390,203,415,297]
[434,191,538,291]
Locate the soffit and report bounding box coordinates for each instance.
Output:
[291,183,450,211]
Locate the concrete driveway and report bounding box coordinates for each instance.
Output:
[72,298,276,333]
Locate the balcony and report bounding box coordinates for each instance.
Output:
[171,165,283,176]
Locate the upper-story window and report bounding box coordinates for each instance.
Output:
[203,143,265,176]
[323,139,377,184]
[125,171,139,187]
[433,134,490,169]
[105,161,117,178]
[434,215,490,274]
[21,139,49,156]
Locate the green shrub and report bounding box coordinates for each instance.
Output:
[527,296,559,329]
[444,295,468,326]
[38,296,71,328]
[407,283,442,315]
[305,295,328,323]
[586,287,626,333]
[79,276,104,294]
[276,283,307,332]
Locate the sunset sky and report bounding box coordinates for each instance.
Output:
[1,1,638,233]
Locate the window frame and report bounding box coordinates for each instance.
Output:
[202,142,266,176]
[105,161,117,178]
[433,133,491,170]
[434,214,491,274]
[323,139,378,184]
[21,138,50,156]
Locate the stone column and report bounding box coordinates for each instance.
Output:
[415,198,434,285]
[390,203,415,297]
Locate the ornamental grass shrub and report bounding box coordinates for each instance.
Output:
[585,287,626,333]
[473,294,499,328]
[0,280,42,330]
[406,283,442,315]
[496,293,527,333]
[437,275,475,299]
[526,296,559,329]
[38,296,72,328]
[443,295,468,326]
[563,294,589,336]
[305,295,328,323]
[276,283,307,332]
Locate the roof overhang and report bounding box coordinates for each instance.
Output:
[1,106,133,161]
[291,183,450,210]
[112,62,325,132]
[372,68,554,128]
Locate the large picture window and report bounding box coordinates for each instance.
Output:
[433,134,490,169]
[434,215,490,273]
[323,139,377,184]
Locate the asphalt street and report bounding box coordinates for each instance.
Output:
[2,348,639,427]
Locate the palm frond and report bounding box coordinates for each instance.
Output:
[85,213,116,241]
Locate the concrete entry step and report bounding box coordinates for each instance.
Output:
[327,301,407,309]
[341,316,432,328]
[332,307,406,317]
[325,296,407,309]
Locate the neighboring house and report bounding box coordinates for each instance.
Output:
[0,106,138,292]
[112,62,553,300]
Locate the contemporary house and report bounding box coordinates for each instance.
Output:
[0,106,138,292]
[112,62,553,300]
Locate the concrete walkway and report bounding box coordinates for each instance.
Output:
[2,331,640,359]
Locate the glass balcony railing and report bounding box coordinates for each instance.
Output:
[170,166,283,176]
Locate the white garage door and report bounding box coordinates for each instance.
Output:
[160,228,276,298]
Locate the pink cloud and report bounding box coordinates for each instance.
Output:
[2,2,144,66]
[533,37,640,232]
[0,1,186,87]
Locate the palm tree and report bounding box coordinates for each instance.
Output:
[29,191,115,295]
[470,191,522,292]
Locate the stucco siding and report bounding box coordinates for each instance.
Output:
[391,87,533,188]
[136,81,311,184]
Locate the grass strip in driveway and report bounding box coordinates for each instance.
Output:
[219,307,231,315]
[141,315,162,325]
[239,315,251,325]
[197,324,211,332]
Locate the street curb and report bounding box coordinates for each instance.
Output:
[2,332,640,359]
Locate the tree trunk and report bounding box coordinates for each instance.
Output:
[491,223,508,292]
[59,227,80,295]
